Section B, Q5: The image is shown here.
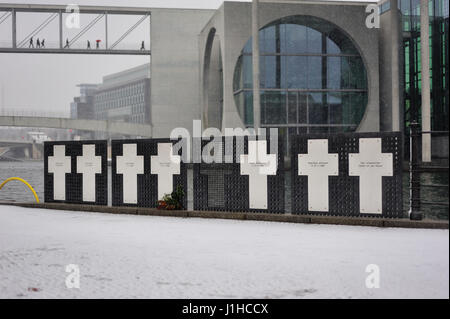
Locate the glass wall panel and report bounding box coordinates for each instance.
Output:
[327,56,341,89]
[288,92,297,124]
[349,57,367,89]
[234,92,244,121]
[307,28,323,53]
[328,92,343,125]
[308,93,327,125]
[285,24,307,54]
[327,38,341,54]
[233,55,243,92]
[262,56,281,88]
[350,92,367,125]
[244,91,253,126]
[298,93,308,124]
[340,56,351,89]
[287,56,307,89]
[232,15,369,131]
[243,39,252,54]
[243,55,253,89]
[262,26,277,53]
[263,91,287,124]
[308,56,323,89]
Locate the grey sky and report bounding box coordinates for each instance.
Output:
[0,0,372,115]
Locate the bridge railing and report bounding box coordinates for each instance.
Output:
[0,40,149,51]
[408,122,449,220]
[0,108,69,118]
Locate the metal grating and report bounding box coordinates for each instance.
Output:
[111,138,188,208]
[44,140,108,205]
[291,132,403,218]
[193,135,285,213]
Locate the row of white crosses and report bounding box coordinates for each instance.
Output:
[116,143,181,204]
[48,144,102,202]
[48,139,393,214]
[298,138,393,214]
[116,140,276,209]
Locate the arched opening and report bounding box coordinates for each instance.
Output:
[203,28,223,129]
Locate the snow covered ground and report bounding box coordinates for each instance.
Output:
[0,205,448,299]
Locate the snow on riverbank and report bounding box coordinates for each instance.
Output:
[0,205,448,299]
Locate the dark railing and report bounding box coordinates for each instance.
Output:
[408,121,449,220]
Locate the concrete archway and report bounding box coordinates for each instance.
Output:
[202,28,223,130]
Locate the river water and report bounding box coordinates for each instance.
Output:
[0,161,448,220]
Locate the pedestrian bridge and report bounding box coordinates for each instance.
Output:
[0,3,151,55]
[0,116,152,137]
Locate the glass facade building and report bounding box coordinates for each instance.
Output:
[399,0,449,131]
[93,77,150,139]
[233,15,368,135]
[94,80,149,124]
[70,64,151,139]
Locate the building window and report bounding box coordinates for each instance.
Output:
[233,15,368,133]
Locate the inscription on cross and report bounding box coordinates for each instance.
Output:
[48,145,71,201]
[240,140,277,210]
[151,143,181,200]
[116,144,144,204]
[298,139,339,212]
[77,144,102,202]
[349,138,393,214]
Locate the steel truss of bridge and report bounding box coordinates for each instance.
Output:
[0,3,151,55]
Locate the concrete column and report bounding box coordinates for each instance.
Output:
[11,9,16,48]
[420,0,431,162]
[105,12,108,49]
[252,0,261,131]
[390,0,401,131]
[59,10,63,49]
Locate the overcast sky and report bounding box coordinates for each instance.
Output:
[0,0,372,115]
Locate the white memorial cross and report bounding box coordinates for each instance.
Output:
[77,144,102,202]
[116,144,144,204]
[298,139,339,212]
[151,143,181,200]
[349,138,393,214]
[240,140,277,209]
[48,145,71,201]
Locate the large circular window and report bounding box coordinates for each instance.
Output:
[233,15,368,133]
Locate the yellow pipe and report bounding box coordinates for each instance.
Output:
[0,177,40,203]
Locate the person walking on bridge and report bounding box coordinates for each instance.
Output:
[29,37,34,48]
[36,38,40,48]
[41,39,45,48]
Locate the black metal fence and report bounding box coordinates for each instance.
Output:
[44,134,415,219]
[44,140,108,205]
[408,122,449,220]
[111,138,188,209]
[291,132,404,218]
[193,135,285,213]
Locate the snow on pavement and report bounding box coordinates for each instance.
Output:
[0,205,448,299]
